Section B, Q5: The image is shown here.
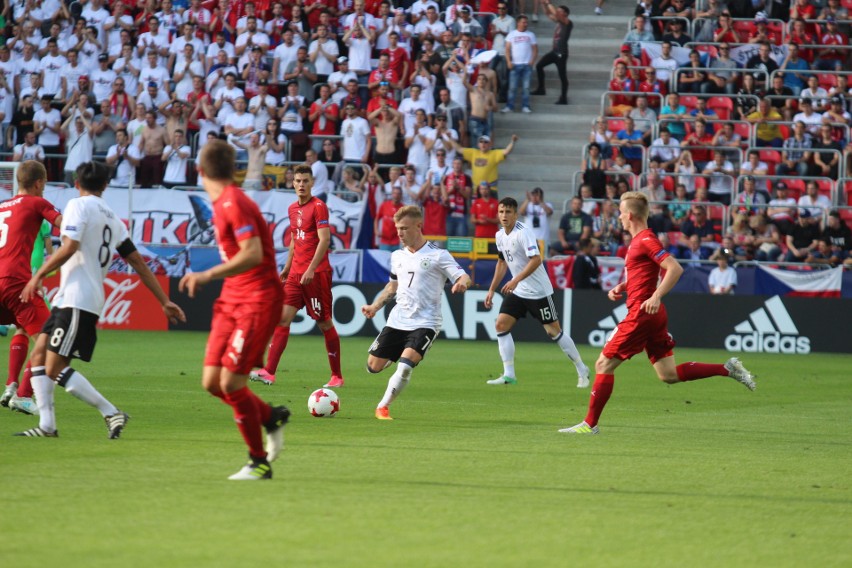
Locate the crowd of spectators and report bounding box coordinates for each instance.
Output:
[1,0,580,246]
[573,0,852,266]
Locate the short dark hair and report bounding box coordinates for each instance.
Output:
[76,161,110,193]
[293,164,313,177]
[499,197,518,211]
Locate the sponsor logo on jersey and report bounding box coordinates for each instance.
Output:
[725,295,810,354]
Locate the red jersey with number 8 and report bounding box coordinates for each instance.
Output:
[213,185,282,304]
[288,197,331,273]
[0,195,60,284]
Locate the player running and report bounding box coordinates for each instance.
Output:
[484,197,590,388]
[3,219,55,415]
[250,164,344,389]
[17,161,186,439]
[559,192,755,435]
[0,162,62,413]
[361,206,472,420]
[179,140,290,481]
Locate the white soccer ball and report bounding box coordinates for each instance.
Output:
[308,388,339,417]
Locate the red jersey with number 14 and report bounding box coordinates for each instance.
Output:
[624,228,669,309]
[288,196,331,273]
[0,194,60,284]
[213,185,283,304]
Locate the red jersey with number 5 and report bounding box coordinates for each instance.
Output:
[288,197,331,273]
[213,185,283,304]
[624,228,669,309]
[0,194,60,284]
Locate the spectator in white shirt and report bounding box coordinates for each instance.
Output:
[91,53,117,103]
[162,129,192,187]
[206,32,236,69]
[106,128,142,186]
[309,24,340,81]
[249,79,278,130]
[138,50,172,96]
[137,17,170,67]
[62,112,95,184]
[12,132,46,162]
[235,17,271,69]
[214,73,245,120]
[38,38,67,100]
[273,30,301,83]
[340,102,372,163]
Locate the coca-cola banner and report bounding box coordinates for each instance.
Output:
[35,185,365,251]
[44,273,170,331]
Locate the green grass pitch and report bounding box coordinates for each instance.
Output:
[1,331,850,567]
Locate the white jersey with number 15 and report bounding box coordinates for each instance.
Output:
[495,221,553,300]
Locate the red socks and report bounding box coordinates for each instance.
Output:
[584,374,615,428]
[7,334,28,387]
[264,325,290,374]
[323,326,342,377]
[17,365,33,398]
[676,362,728,382]
[224,386,267,460]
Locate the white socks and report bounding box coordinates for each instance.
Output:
[553,331,582,367]
[59,367,119,417]
[378,359,414,408]
[497,332,516,378]
[31,367,57,433]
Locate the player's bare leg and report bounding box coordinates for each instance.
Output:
[369,349,423,420]
[542,320,590,388]
[559,353,621,434]
[487,314,519,385]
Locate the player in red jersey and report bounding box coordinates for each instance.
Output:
[251,164,345,388]
[0,162,62,409]
[559,192,756,435]
[179,140,290,480]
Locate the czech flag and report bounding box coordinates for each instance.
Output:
[755,265,842,298]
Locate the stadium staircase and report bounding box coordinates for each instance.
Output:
[493,0,633,224]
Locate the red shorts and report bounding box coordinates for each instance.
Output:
[0,279,51,337]
[602,303,676,364]
[204,297,283,375]
[283,270,333,322]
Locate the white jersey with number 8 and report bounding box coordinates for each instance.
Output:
[54,195,130,316]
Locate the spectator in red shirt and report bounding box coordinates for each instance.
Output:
[368,54,402,95]
[609,61,635,117]
[789,18,815,63]
[683,118,714,169]
[713,12,742,44]
[419,182,450,237]
[309,84,339,153]
[366,82,399,116]
[444,156,471,237]
[375,186,404,250]
[638,67,668,110]
[470,181,500,238]
[816,17,849,71]
[382,32,411,89]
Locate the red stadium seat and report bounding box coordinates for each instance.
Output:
[784,178,806,200]
[606,118,625,135]
[661,175,675,192]
[732,20,755,38]
[708,96,733,120]
[838,206,852,224]
[759,150,782,175]
[845,179,852,204]
[818,73,838,91]
[733,122,751,140]
[680,95,698,111]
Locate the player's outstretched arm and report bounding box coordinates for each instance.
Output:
[641,256,683,314]
[451,273,471,294]
[21,236,80,303]
[362,279,398,318]
[180,236,263,298]
[125,249,187,324]
[485,258,508,309]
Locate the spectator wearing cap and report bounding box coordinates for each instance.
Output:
[309,24,340,83]
[249,79,278,130]
[747,13,777,44]
[328,58,358,104]
[450,7,484,43]
[661,18,692,47]
[785,210,821,262]
[449,132,518,195]
[90,54,117,104]
[745,42,779,84]
[822,95,851,125]
[816,17,848,72]
[766,182,798,235]
[623,15,654,58]
[139,50,172,97]
[793,98,823,137]
[811,122,842,179]
[137,82,170,125]
[747,98,783,147]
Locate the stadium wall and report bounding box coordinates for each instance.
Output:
[169,283,851,354]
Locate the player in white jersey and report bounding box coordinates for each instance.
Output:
[361,205,472,420]
[484,198,590,388]
[16,162,185,439]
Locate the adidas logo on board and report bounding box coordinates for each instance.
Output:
[725,296,810,354]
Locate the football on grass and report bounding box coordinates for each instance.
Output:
[308,388,339,417]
